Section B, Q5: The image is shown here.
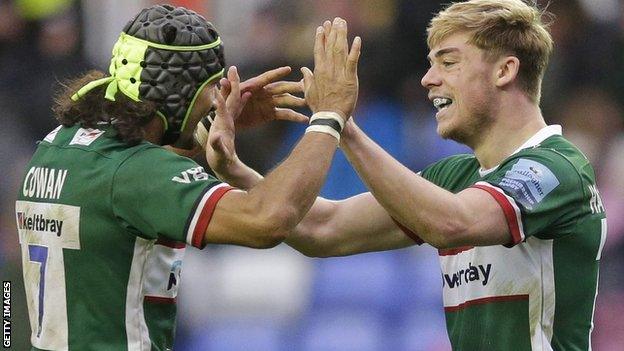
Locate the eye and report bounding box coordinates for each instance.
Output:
[442,61,456,67]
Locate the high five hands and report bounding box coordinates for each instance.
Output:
[301,17,361,123]
[201,65,306,174]
[205,18,361,176]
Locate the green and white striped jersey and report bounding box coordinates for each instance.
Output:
[16,125,233,350]
[419,125,606,350]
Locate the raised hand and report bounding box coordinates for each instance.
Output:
[301,18,361,123]
[222,66,308,129]
[205,66,250,174]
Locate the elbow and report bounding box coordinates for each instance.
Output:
[296,240,335,258]
[247,223,289,249]
[296,247,324,258]
[295,232,348,259]
[286,222,338,258]
[249,235,285,249]
[244,227,287,249]
[289,245,333,259]
[425,220,468,249]
[251,206,299,249]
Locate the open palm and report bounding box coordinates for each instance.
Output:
[236,66,309,129]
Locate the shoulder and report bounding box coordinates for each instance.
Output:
[119,144,185,165]
[487,139,590,211]
[115,144,206,181]
[421,154,476,172]
[501,135,590,187]
[420,154,478,182]
[39,124,154,160]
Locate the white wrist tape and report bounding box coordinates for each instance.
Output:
[305,111,345,142]
[305,124,341,141]
[309,111,346,130]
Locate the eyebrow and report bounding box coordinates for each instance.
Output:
[427,47,460,62]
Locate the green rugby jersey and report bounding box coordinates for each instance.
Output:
[16,125,233,350]
[416,125,606,350]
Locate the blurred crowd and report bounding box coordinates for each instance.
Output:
[1,0,622,350]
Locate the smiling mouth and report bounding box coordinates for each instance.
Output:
[433,97,453,112]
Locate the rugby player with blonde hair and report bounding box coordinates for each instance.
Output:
[208,1,606,349]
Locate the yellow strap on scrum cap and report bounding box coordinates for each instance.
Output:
[70,28,224,141]
[71,32,223,102]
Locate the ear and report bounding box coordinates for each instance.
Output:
[494,56,520,88]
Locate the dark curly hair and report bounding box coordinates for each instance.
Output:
[53,70,159,145]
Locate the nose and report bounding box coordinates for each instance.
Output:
[421,66,440,89]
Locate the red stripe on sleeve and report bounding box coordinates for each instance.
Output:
[438,246,474,256]
[155,237,186,249]
[471,184,522,246]
[192,186,234,248]
[391,217,424,245]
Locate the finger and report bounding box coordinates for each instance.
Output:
[227,66,241,105]
[212,95,234,130]
[265,80,304,95]
[213,95,235,134]
[326,18,340,59]
[240,66,292,92]
[333,18,348,64]
[272,94,307,108]
[323,20,331,45]
[219,77,232,98]
[346,36,362,79]
[313,26,325,71]
[228,66,241,89]
[274,108,310,124]
[216,81,233,124]
[300,67,313,93]
[217,81,229,107]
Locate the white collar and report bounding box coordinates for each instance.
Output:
[478,125,562,177]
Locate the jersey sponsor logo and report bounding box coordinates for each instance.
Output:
[442,262,492,289]
[172,166,209,184]
[167,261,182,291]
[143,244,186,300]
[22,167,68,200]
[69,128,105,146]
[43,126,62,143]
[16,212,64,237]
[16,201,80,350]
[588,184,605,214]
[497,159,559,210]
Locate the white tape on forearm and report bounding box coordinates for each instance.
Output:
[305,125,341,141]
[310,111,345,131]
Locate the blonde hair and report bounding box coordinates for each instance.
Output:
[427,0,553,102]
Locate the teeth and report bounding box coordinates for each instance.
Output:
[433,97,452,110]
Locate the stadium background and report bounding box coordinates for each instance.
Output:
[1,0,623,349]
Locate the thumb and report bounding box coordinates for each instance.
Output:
[214,89,233,128]
[300,67,313,93]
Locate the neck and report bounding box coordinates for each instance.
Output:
[144,116,165,145]
[471,97,546,169]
